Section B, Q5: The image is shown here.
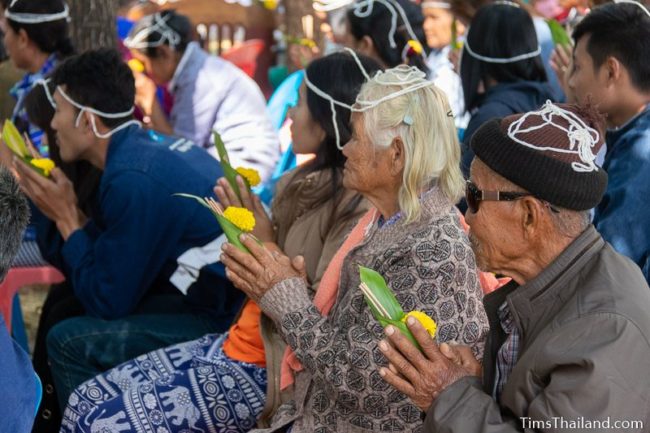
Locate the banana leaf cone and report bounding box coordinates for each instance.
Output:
[2,120,52,177]
[173,193,257,253]
[546,19,571,47]
[213,130,251,200]
[359,266,424,351]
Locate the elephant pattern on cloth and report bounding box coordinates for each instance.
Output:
[60,333,267,433]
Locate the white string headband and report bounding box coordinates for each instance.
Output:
[56,86,141,139]
[421,1,451,9]
[5,1,70,24]
[507,101,600,173]
[303,48,434,149]
[462,1,541,64]
[124,12,181,50]
[312,0,354,12]
[352,0,424,60]
[35,79,56,109]
[613,0,650,17]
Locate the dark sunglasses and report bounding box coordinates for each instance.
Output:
[465,180,559,214]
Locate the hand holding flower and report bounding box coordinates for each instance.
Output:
[220,234,306,302]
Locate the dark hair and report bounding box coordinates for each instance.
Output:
[6,0,74,59]
[347,0,429,73]
[573,2,650,93]
[0,167,29,281]
[51,49,135,129]
[128,10,193,57]
[23,81,102,216]
[297,51,381,227]
[460,3,547,110]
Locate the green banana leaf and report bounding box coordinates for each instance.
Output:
[546,19,571,47]
[213,130,251,200]
[3,119,30,158]
[173,193,256,253]
[359,266,405,320]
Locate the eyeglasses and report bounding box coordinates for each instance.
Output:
[465,180,560,214]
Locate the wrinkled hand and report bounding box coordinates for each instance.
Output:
[220,234,306,302]
[378,316,478,412]
[14,159,86,239]
[440,343,482,378]
[214,176,275,242]
[133,70,157,116]
[550,43,575,102]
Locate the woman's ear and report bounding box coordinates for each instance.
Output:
[389,137,405,176]
[17,28,29,48]
[358,35,376,58]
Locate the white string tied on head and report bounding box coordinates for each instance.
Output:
[353,0,423,59]
[35,79,57,109]
[124,12,181,50]
[613,0,650,17]
[5,1,70,24]
[56,86,141,139]
[312,0,354,11]
[303,48,434,149]
[506,100,600,173]
[421,1,451,9]
[463,39,542,63]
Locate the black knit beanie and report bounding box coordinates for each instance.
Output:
[470,102,608,211]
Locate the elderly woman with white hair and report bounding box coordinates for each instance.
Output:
[221,64,490,433]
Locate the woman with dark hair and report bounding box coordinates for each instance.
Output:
[0,0,73,155]
[459,1,555,176]
[344,0,429,73]
[59,51,381,433]
[125,10,280,181]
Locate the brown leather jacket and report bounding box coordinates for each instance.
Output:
[425,226,650,432]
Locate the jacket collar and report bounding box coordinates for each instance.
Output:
[168,41,200,91]
[484,225,605,341]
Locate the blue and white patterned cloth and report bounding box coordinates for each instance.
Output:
[492,301,521,402]
[9,54,57,156]
[60,333,267,433]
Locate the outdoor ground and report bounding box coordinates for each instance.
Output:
[18,285,48,353]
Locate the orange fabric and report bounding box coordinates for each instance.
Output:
[222,299,267,367]
[280,210,377,390]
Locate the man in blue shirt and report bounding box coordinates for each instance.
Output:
[0,167,38,433]
[568,2,650,282]
[14,49,244,431]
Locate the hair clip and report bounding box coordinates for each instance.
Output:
[447,110,454,118]
[403,114,414,125]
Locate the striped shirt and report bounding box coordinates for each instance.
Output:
[9,54,57,157]
[492,300,521,402]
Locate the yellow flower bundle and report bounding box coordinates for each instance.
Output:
[359,266,437,351]
[2,120,55,178]
[213,130,261,199]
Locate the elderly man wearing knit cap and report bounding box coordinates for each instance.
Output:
[377,101,650,432]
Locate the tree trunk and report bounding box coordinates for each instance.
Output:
[68,0,121,52]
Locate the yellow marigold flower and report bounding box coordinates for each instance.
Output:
[223,206,256,232]
[127,59,145,73]
[30,158,55,176]
[407,39,424,55]
[263,0,278,10]
[235,167,261,187]
[402,311,437,338]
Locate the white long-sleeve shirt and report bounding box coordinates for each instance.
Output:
[169,42,280,181]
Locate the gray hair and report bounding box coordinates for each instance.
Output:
[549,208,591,238]
[0,168,30,282]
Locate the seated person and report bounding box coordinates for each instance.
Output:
[568,2,650,283]
[221,64,490,432]
[58,51,380,433]
[125,10,280,181]
[0,167,38,433]
[381,102,650,431]
[13,49,243,431]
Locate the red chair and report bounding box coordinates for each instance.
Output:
[221,39,266,78]
[0,267,65,334]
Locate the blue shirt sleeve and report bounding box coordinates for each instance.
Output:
[61,171,188,319]
[594,130,650,282]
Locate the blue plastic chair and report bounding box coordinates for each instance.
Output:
[257,71,305,204]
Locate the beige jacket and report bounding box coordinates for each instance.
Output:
[425,226,650,432]
[258,167,369,426]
